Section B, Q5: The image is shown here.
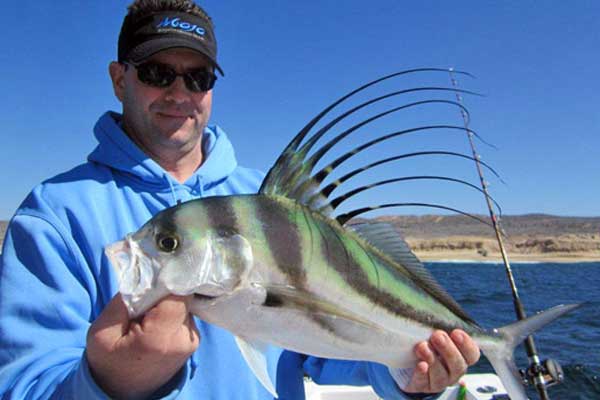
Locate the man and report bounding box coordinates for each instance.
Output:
[0,1,479,399]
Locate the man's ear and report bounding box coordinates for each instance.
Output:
[109,62,126,102]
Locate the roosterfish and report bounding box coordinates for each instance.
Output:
[105,68,580,400]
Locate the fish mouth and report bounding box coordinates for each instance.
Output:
[190,287,239,309]
[106,236,153,294]
[190,293,225,313]
[193,293,218,302]
[105,235,159,317]
[191,283,232,304]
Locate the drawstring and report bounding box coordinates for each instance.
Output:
[189,174,205,198]
[164,173,205,205]
[197,176,204,197]
[165,173,178,206]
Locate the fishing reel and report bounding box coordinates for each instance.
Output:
[520,358,565,389]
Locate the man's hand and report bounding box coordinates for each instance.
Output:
[86,294,200,399]
[403,329,480,394]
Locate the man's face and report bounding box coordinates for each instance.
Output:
[109,48,214,158]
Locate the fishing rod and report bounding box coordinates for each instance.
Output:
[448,69,564,400]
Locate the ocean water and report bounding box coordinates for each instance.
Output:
[427,261,600,400]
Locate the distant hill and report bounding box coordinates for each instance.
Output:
[365,214,600,262]
[372,214,600,239]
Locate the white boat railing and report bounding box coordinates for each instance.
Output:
[305,373,510,400]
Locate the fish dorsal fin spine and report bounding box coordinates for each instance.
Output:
[258,69,485,221]
[349,221,477,324]
[257,68,489,325]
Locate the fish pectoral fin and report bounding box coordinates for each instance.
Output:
[190,284,268,317]
[263,285,383,333]
[234,336,279,398]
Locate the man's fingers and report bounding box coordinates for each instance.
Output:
[412,338,450,393]
[408,341,439,393]
[184,313,201,345]
[88,294,131,339]
[128,295,199,356]
[406,361,430,391]
[431,330,468,384]
[414,340,436,364]
[427,355,450,393]
[406,331,481,394]
[142,295,192,333]
[85,295,200,399]
[451,329,481,365]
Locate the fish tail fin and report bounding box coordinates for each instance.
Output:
[478,303,582,400]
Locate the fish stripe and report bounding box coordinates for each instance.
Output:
[254,196,306,288]
[231,196,280,279]
[255,196,359,338]
[155,205,182,236]
[318,220,468,332]
[302,212,378,342]
[250,196,472,334]
[203,196,238,233]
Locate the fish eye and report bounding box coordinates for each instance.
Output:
[156,234,179,252]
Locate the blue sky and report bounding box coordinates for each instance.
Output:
[1,1,599,220]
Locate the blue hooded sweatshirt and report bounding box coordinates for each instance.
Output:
[0,112,415,399]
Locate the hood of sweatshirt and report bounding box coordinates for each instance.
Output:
[87,111,238,198]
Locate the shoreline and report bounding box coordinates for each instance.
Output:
[414,251,600,264]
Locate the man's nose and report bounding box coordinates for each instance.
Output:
[164,76,191,103]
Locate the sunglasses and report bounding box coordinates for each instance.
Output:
[127,61,217,92]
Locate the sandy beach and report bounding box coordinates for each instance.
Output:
[407,234,600,263]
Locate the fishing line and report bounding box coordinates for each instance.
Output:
[449,68,563,400]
